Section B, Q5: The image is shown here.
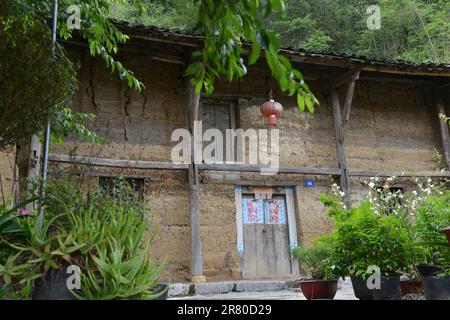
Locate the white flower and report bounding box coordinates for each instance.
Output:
[368,182,375,188]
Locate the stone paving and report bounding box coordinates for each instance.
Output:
[170,278,357,300]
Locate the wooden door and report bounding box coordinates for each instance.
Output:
[242,195,292,277]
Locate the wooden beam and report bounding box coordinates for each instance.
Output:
[348,170,450,178]
[198,163,341,175]
[48,154,450,178]
[340,69,361,143]
[47,154,188,169]
[334,69,357,88]
[47,154,342,174]
[435,88,450,169]
[185,75,205,282]
[331,81,351,208]
[287,54,450,78]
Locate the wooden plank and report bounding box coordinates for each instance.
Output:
[48,154,450,178]
[348,170,450,178]
[435,89,450,169]
[340,69,361,143]
[287,53,450,78]
[243,224,257,277]
[265,224,276,275]
[272,224,291,275]
[47,154,188,170]
[198,163,341,175]
[331,82,351,208]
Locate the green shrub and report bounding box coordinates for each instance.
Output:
[291,240,337,280]
[328,201,414,278]
[414,191,450,268]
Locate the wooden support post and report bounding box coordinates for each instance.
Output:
[331,82,351,208]
[15,135,41,206]
[185,77,206,283]
[435,89,450,169]
[340,70,361,143]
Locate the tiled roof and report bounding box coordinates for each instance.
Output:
[113,19,450,73]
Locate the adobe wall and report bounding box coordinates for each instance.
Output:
[45,46,447,281]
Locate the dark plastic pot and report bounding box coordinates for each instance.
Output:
[299,280,338,300]
[415,264,442,277]
[350,276,373,300]
[351,275,401,300]
[373,275,401,300]
[153,284,169,300]
[422,276,450,300]
[400,280,422,295]
[32,268,78,300]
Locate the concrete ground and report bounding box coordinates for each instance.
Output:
[170,278,357,300]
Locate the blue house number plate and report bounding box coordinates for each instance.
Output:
[304,179,315,188]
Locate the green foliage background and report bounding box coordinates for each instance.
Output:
[110,0,450,64]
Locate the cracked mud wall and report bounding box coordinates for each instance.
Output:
[46,46,448,281]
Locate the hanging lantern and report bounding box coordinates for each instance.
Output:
[260,99,283,125]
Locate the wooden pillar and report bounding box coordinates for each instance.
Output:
[185,77,206,283]
[14,134,41,206]
[330,70,359,208]
[331,84,351,208]
[435,89,450,169]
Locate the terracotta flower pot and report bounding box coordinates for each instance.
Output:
[440,227,450,244]
[299,280,338,300]
[400,279,422,295]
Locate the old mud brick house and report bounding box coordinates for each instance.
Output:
[2,21,450,283]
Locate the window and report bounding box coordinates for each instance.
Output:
[98,176,144,201]
[202,100,236,133]
[202,99,237,163]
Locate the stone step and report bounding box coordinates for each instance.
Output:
[168,280,287,297]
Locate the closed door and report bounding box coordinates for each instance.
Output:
[242,195,292,277]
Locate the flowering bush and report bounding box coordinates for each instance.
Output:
[320,177,449,278]
[325,176,447,218]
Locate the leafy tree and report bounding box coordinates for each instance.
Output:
[1,0,320,151]
[121,0,449,63]
[0,3,77,149]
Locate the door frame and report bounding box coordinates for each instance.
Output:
[234,186,299,278]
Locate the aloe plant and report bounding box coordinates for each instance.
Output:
[0,180,165,299]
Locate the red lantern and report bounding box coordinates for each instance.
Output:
[260,99,283,125]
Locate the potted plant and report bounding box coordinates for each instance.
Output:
[325,201,413,300]
[413,192,450,300]
[292,241,338,300]
[0,180,166,300]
